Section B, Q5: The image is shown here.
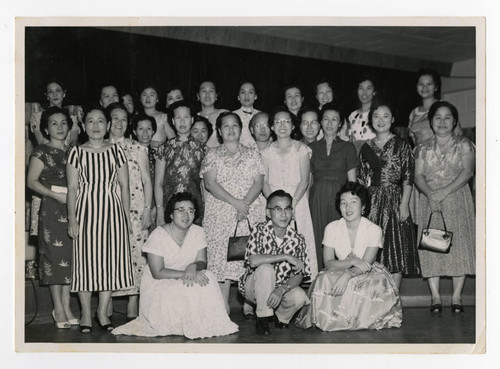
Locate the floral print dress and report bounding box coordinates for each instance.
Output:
[31,145,72,285]
[200,145,266,281]
[156,136,205,220]
[112,138,149,296]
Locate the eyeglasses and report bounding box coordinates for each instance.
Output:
[254,122,270,129]
[267,207,293,216]
[174,207,195,215]
[300,120,319,127]
[274,119,292,126]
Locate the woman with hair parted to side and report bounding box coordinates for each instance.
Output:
[112,192,239,339]
[200,111,267,314]
[296,182,402,331]
[358,102,420,290]
[414,101,475,314]
[66,105,134,334]
[106,102,153,321]
[261,106,318,280]
[27,106,79,329]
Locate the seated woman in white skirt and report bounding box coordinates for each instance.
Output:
[112,192,238,339]
[296,182,402,331]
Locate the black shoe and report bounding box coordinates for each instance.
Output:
[244,313,255,321]
[430,303,442,313]
[94,313,114,331]
[256,317,271,335]
[79,325,92,334]
[274,315,289,329]
[451,303,464,313]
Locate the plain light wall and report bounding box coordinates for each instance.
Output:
[442,58,476,128]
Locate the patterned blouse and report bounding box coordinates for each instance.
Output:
[238,220,311,296]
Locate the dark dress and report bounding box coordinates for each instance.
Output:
[309,138,358,269]
[156,136,205,222]
[31,145,72,285]
[359,136,420,275]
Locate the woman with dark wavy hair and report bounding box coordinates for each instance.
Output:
[296,182,402,331]
[112,192,238,339]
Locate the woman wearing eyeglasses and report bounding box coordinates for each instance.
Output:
[112,192,238,339]
[261,106,318,281]
[200,112,266,314]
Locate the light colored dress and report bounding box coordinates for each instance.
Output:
[340,109,376,153]
[416,135,475,278]
[111,225,238,339]
[261,141,318,280]
[233,107,259,149]
[200,144,266,281]
[112,138,148,296]
[296,217,403,331]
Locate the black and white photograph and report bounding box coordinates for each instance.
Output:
[5,2,493,363]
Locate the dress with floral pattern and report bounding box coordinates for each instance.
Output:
[200,144,266,281]
[156,136,205,220]
[31,145,72,285]
[261,140,318,280]
[415,135,475,278]
[358,136,420,275]
[112,138,149,296]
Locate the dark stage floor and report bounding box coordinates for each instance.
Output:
[24,306,475,345]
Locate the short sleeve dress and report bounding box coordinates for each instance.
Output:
[261,140,318,280]
[296,217,403,331]
[31,145,72,285]
[200,144,266,281]
[112,138,149,296]
[111,225,239,339]
[156,136,205,221]
[358,136,421,275]
[309,137,358,269]
[67,144,134,292]
[415,135,475,278]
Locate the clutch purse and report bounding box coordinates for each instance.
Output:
[227,218,252,261]
[419,211,453,253]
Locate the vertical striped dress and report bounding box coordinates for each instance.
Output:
[67,144,134,292]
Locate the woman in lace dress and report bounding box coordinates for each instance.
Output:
[414,101,475,313]
[200,112,266,314]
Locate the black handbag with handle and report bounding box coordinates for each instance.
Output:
[227,218,252,261]
[418,211,453,253]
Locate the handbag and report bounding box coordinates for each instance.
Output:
[418,211,453,253]
[227,218,252,261]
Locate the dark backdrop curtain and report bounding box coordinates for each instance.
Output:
[25,27,420,126]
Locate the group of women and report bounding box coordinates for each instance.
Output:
[25,68,475,338]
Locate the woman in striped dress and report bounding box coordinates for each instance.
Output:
[67,105,134,333]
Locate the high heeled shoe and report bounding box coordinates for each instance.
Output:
[430,303,442,313]
[52,310,70,329]
[94,313,114,331]
[451,303,464,313]
[68,318,80,326]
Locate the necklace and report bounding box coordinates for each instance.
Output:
[374,134,394,147]
[88,141,105,148]
[170,223,186,245]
